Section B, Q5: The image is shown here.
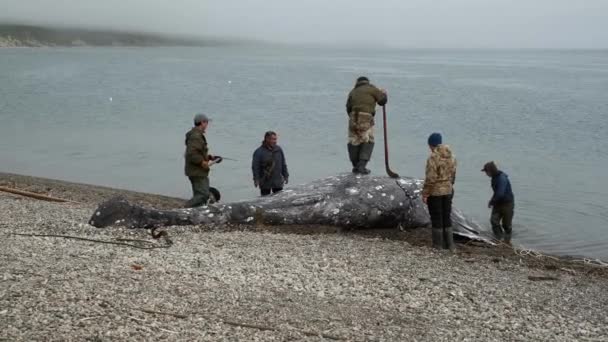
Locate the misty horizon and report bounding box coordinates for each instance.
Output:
[1,0,608,49]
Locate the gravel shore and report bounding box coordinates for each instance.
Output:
[1,172,607,341]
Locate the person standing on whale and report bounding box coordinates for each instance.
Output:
[345,76,387,174]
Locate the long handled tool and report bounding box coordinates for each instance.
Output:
[220,157,238,161]
[382,105,400,178]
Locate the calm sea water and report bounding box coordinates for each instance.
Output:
[1,47,607,259]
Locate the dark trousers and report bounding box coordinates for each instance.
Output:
[185,176,210,207]
[491,202,514,241]
[427,194,453,249]
[261,187,283,196]
[427,195,453,229]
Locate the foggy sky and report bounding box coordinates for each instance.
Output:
[1,0,607,48]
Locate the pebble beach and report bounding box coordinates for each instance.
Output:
[1,172,607,341]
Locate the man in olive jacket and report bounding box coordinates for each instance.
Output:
[345,76,387,174]
[184,113,221,207]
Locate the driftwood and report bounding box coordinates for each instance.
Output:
[0,185,79,204]
[528,275,560,281]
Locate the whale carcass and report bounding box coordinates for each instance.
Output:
[89,174,490,242]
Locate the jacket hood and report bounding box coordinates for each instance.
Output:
[262,143,282,152]
[355,79,370,87]
[433,144,454,159]
[185,129,195,141]
[185,127,203,144]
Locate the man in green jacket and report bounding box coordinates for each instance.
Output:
[184,113,221,207]
[346,76,388,174]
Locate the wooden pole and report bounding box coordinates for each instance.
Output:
[0,186,79,204]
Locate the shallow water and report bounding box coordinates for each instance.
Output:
[1,47,607,259]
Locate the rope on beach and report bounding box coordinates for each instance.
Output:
[514,248,608,267]
[571,258,608,268]
[513,247,559,260]
[491,239,608,268]
[9,233,171,250]
[0,186,81,204]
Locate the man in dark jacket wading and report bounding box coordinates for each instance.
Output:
[482,161,515,243]
[184,113,222,207]
[345,76,388,174]
[252,131,289,196]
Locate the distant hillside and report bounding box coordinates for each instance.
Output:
[0,24,230,47]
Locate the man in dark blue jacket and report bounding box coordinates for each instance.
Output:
[252,131,289,196]
[482,161,515,243]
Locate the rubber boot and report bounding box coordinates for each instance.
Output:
[491,225,503,241]
[503,224,513,245]
[209,187,221,204]
[347,143,360,173]
[431,227,443,249]
[356,142,374,174]
[503,233,512,246]
[443,226,456,252]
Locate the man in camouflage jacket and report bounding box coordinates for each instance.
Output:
[422,133,457,250]
[345,76,387,174]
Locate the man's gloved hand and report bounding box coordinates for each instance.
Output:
[284,178,288,185]
[201,160,213,170]
[205,155,223,164]
[253,179,259,188]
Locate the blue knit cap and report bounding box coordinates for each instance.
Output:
[428,132,442,147]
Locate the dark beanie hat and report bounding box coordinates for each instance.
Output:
[428,132,442,147]
[356,76,369,83]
